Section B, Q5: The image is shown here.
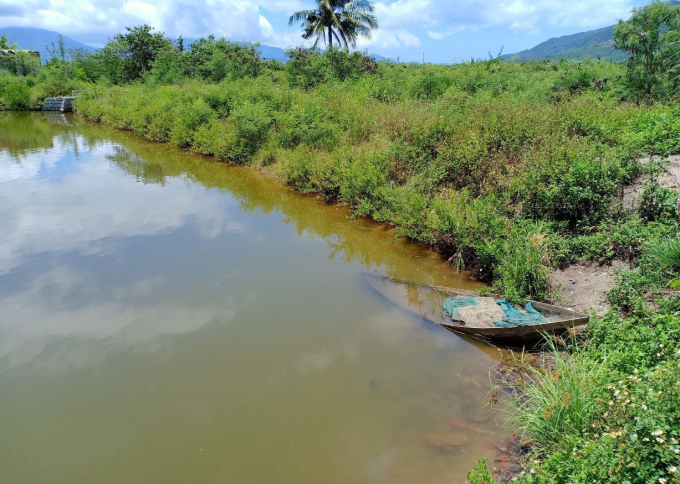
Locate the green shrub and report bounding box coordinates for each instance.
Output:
[285,47,377,89]
[638,182,678,222]
[542,158,627,228]
[494,223,553,302]
[518,304,680,483]
[170,98,215,148]
[230,102,272,161]
[627,109,680,155]
[4,83,30,110]
[467,458,497,484]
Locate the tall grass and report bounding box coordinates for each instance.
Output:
[645,237,680,277]
[506,339,606,448]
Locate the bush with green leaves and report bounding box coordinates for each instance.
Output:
[3,83,30,110]
[614,0,680,99]
[284,47,377,89]
[151,37,264,84]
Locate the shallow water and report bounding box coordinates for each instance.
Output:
[0,112,507,483]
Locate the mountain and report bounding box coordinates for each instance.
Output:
[503,0,680,63]
[501,25,628,63]
[0,27,97,61]
[502,25,625,62]
[257,44,288,62]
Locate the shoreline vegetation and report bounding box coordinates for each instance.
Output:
[3,3,680,480]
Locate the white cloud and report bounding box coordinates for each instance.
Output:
[0,0,279,43]
[357,28,421,49]
[374,0,635,37]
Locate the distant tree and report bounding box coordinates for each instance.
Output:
[614,0,680,98]
[0,34,39,76]
[47,35,68,62]
[150,36,263,84]
[288,0,378,49]
[96,25,173,83]
[0,34,14,49]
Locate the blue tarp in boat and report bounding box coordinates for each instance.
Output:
[442,296,547,328]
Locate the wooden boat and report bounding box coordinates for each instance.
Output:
[362,272,589,343]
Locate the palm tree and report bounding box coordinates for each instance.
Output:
[288,0,378,49]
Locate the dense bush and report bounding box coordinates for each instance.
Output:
[151,37,264,83]
[285,47,377,88]
[3,83,30,110]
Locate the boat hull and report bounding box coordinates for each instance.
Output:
[363,272,589,344]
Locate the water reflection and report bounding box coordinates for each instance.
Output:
[0,113,504,484]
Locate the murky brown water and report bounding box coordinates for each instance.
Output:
[0,112,507,483]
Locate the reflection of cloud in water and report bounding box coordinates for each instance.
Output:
[0,265,234,372]
[0,137,245,275]
[0,136,85,182]
[295,340,359,373]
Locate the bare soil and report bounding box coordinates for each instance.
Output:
[622,155,680,210]
[551,260,628,315]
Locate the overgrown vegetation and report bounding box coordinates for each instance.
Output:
[494,257,680,483]
[2,3,680,480]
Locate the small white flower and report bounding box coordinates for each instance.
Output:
[659,478,667,484]
[669,466,677,473]
[653,430,664,436]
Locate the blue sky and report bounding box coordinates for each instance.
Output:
[1,0,652,60]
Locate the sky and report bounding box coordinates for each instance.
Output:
[0,0,652,61]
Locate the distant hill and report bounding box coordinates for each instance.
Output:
[501,25,628,63]
[0,27,97,61]
[257,44,288,62]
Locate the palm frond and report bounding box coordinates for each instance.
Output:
[289,9,317,26]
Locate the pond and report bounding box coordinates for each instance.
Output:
[0,112,506,483]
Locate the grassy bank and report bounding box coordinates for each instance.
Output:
[4,43,680,482]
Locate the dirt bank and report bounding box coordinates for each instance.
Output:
[551,261,628,316]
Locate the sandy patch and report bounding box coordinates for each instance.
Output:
[551,261,628,315]
[622,155,680,210]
